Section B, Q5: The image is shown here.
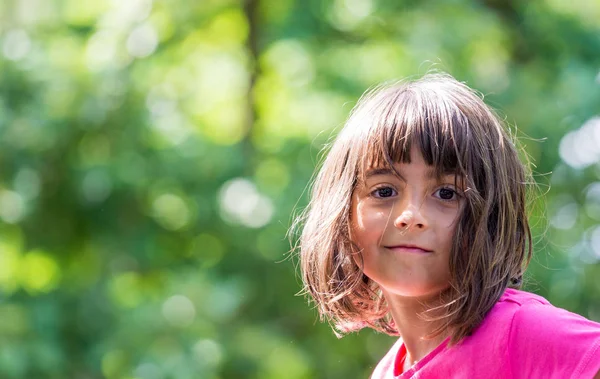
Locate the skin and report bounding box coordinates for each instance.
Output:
[350,147,463,372]
[351,148,600,377]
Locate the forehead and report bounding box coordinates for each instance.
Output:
[363,147,459,179]
[343,82,476,182]
[361,163,462,189]
[353,125,465,185]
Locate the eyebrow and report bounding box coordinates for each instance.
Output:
[364,167,398,179]
[364,167,459,181]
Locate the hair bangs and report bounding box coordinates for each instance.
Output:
[355,87,471,183]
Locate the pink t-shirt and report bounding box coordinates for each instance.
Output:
[371,289,600,378]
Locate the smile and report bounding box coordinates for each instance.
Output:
[385,245,432,254]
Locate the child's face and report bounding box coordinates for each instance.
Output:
[350,147,463,299]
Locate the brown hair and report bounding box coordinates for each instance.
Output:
[293,73,533,344]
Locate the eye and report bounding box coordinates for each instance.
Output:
[434,187,459,201]
[371,186,396,198]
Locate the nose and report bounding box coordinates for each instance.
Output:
[393,205,427,231]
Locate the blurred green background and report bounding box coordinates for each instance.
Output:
[0,0,599,378]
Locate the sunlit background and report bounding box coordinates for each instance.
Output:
[0,0,599,378]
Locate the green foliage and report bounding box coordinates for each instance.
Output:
[0,0,599,378]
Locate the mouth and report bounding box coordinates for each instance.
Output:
[385,244,432,254]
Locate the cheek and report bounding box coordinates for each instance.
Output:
[351,202,391,243]
[440,214,459,230]
[432,204,461,229]
[353,201,388,228]
[438,214,460,249]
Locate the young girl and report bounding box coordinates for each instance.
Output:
[296,73,600,378]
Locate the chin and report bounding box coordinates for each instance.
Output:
[380,283,450,299]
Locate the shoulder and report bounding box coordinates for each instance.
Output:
[503,289,600,378]
[505,288,600,341]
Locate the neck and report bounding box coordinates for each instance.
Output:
[383,291,451,371]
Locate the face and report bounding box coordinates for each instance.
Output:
[350,147,463,299]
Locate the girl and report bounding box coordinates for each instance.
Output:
[295,73,600,378]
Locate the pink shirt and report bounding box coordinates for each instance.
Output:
[371,289,600,378]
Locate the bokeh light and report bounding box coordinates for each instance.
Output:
[1,0,599,378]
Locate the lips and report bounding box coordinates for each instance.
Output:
[385,244,432,254]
